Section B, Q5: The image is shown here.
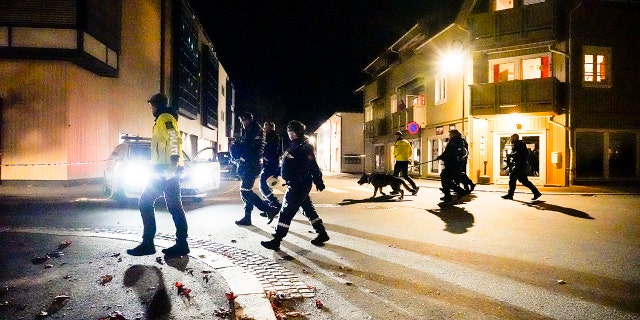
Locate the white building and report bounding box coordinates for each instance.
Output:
[314,112,364,174]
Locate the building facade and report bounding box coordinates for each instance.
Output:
[359,0,473,178]
[360,0,640,186]
[0,0,235,182]
[468,0,640,185]
[315,112,365,174]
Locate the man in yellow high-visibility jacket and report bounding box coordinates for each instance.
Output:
[127,93,190,258]
[393,131,419,195]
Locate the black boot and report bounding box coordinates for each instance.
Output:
[311,222,330,246]
[235,212,252,226]
[261,238,281,251]
[127,241,156,256]
[266,205,280,224]
[162,240,190,257]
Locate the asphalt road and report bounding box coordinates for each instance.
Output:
[1,175,639,320]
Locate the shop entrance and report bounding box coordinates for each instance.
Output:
[493,132,545,185]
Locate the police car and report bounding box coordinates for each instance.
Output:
[103,135,221,202]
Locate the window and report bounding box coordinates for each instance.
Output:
[522,57,550,80]
[435,76,447,104]
[365,106,373,122]
[490,54,551,82]
[583,46,611,87]
[493,62,515,82]
[495,0,513,11]
[390,94,398,113]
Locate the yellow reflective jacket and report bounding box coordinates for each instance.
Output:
[152,113,184,167]
[393,138,412,161]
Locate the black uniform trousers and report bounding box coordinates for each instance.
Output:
[393,160,418,190]
[240,164,275,216]
[273,179,324,240]
[506,166,540,196]
[138,175,188,244]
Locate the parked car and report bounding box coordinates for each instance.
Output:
[104,136,221,202]
[217,151,239,180]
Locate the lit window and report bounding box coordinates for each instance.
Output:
[583,46,611,87]
[493,63,515,82]
[435,76,447,104]
[495,0,513,11]
[522,57,550,79]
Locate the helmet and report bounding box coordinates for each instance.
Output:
[238,112,253,121]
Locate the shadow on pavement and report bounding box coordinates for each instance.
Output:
[123,265,172,319]
[338,194,404,206]
[517,200,594,219]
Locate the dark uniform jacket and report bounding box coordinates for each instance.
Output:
[281,137,323,186]
[236,121,265,169]
[439,136,465,167]
[507,140,529,170]
[263,130,282,170]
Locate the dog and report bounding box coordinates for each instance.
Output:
[357,173,415,200]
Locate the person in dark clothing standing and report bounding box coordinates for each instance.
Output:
[437,129,469,202]
[452,130,476,192]
[502,134,542,201]
[261,120,329,251]
[233,112,279,226]
[259,121,282,208]
[127,93,189,257]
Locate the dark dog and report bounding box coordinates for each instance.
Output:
[357,173,414,200]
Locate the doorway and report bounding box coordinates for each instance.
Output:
[493,132,545,185]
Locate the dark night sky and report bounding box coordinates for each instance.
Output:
[188,0,463,131]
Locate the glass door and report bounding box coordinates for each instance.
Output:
[494,132,545,185]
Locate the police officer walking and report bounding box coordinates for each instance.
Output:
[127,93,190,257]
[261,120,329,251]
[233,112,279,226]
[259,121,282,208]
[437,129,469,202]
[502,133,542,201]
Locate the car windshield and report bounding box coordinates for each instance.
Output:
[129,144,151,160]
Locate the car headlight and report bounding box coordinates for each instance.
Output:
[122,162,151,189]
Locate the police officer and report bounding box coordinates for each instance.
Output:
[436,129,469,202]
[261,120,329,251]
[127,93,189,257]
[233,112,279,226]
[502,134,542,201]
[451,130,476,192]
[259,121,282,208]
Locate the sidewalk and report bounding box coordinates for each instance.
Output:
[0,228,276,320]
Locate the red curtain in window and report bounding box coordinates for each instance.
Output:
[493,64,500,82]
[541,56,550,78]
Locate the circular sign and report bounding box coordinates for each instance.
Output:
[407,121,419,134]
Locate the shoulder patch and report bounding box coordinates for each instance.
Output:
[165,121,174,130]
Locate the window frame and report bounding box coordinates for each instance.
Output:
[435,75,447,105]
[582,45,612,88]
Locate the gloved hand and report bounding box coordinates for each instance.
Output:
[314,179,325,192]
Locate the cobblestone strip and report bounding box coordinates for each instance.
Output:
[3,226,314,299]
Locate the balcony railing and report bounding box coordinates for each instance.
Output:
[364,118,389,138]
[468,1,561,49]
[470,77,566,115]
[391,105,426,132]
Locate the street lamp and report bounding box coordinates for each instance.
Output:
[439,39,466,133]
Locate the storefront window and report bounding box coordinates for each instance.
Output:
[576,132,604,178]
[609,132,636,178]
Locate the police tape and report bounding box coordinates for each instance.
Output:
[1,159,108,167]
